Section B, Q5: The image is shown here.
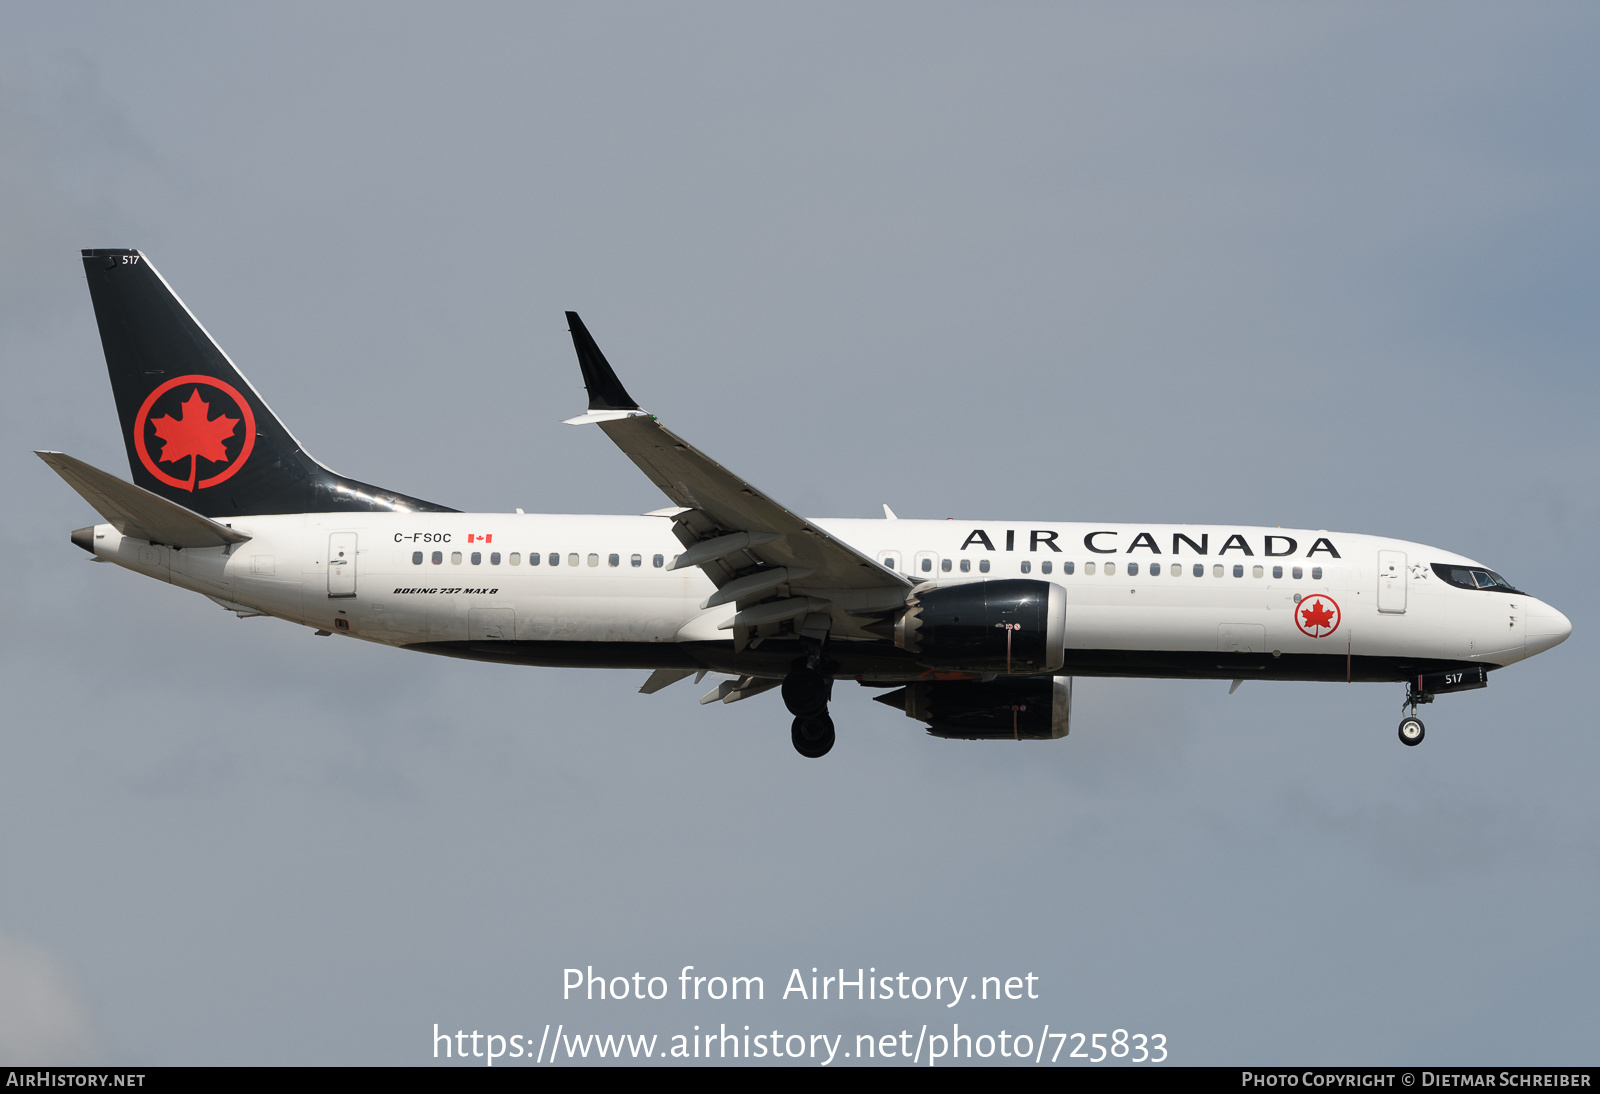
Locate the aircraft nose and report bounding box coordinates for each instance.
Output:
[1525,600,1573,657]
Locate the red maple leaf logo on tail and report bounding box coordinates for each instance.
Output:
[150,388,239,491]
[1300,599,1335,630]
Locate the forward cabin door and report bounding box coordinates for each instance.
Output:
[328,532,358,598]
[1377,550,1406,614]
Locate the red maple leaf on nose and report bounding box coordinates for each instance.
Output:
[1301,599,1335,630]
[149,388,238,490]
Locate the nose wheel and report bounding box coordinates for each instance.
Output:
[1398,679,1434,747]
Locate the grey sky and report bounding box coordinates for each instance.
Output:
[2,3,1596,1064]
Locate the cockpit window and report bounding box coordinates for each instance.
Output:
[1432,563,1523,594]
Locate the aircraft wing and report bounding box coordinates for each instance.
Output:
[562,313,911,645]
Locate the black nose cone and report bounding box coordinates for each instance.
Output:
[71,526,96,553]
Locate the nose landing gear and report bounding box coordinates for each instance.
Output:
[783,661,835,758]
[1392,667,1490,746]
[1398,678,1433,747]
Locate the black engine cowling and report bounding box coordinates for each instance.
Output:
[890,579,1066,674]
[873,676,1072,740]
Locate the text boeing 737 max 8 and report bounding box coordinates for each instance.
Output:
[41,249,1571,757]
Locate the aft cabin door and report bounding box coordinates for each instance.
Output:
[1377,550,1406,614]
[328,533,358,598]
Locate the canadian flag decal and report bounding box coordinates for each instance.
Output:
[467,534,493,543]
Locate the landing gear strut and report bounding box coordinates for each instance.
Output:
[783,662,834,757]
[1398,680,1433,747]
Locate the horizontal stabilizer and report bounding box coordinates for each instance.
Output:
[37,451,252,549]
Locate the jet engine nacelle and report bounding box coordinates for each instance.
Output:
[873,675,1073,740]
[890,579,1067,674]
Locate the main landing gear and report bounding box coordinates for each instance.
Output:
[783,662,834,758]
[1398,679,1433,747]
[791,712,835,758]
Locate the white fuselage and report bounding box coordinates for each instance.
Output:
[80,512,1571,681]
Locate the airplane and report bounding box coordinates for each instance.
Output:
[40,249,1572,758]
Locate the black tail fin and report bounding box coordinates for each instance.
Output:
[80,249,454,517]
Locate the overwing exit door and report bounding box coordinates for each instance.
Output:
[328,532,358,598]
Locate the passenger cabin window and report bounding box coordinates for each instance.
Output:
[960,559,971,573]
[1127,562,1138,576]
[587,553,599,567]
[1063,561,1075,575]
[451,551,463,565]
[510,552,521,565]
[432,551,443,565]
[1194,564,1204,577]
[1020,560,1031,574]
[471,552,482,565]
[1212,564,1223,578]
[1272,565,1282,579]
[653,554,664,568]
[631,554,642,567]
[1292,566,1303,580]
[979,560,991,573]
[1312,566,1323,581]
[608,553,619,567]
[1041,560,1052,575]
[921,557,933,573]
[1233,564,1244,578]
[550,553,560,566]
[1104,562,1117,576]
[941,559,952,572]
[412,551,423,565]
[1150,562,1161,575]
[1432,563,1521,593]
[491,552,501,565]
[568,553,579,567]
[1085,561,1096,575]
[1252,565,1263,578]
